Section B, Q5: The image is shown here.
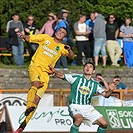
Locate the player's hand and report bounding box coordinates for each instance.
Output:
[109,82,116,91]
[64,45,70,51]
[48,65,55,74]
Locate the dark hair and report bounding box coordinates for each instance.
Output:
[12,12,19,17]
[114,75,120,79]
[109,14,115,18]
[78,14,86,20]
[84,61,95,70]
[58,27,68,36]
[94,10,100,14]
[56,11,63,19]
[96,73,102,77]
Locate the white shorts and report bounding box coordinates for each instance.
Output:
[68,104,103,126]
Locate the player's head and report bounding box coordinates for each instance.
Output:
[83,62,95,75]
[54,27,68,41]
[84,62,95,70]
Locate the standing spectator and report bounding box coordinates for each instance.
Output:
[6,13,25,66]
[54,12,69,70]
[49,62,115,133]
[61,9,75,48]
[106,14,122,67]
[74,14,91,66]
[113,75,128,96]
[93,11,106,67]
[119,17,133,67]
[23,15,39,58]
[119,17,133,42]
[95,73,109,91]
[39,12,57,36]
[85,12,95,60]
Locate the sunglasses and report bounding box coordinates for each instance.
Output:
[28,19,34,20]
[48,15,53,17]
[109,17,114,19]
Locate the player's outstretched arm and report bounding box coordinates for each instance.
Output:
[64,45,74,59]
[48,65,64,79]
[18,33,30,42]
[101,83,115,98]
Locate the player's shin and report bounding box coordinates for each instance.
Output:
[97,126,106,133]
[26,86,37,108]
[70,124,79,133]
[19,105,37,130]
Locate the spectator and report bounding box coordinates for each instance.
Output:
[85,12,95,60]
[49,62,115,133]
[54,12,69,70]
[39,12,57,36]
[74,14,92,66]
[95,73,109,91]
[23,15,39,58]
[113,75,128,96]
[119,17,133,42]
[106,14,122,67]
[61,9,75,48]
[93,11,106,67]
[6,13,25,66]
[119,17,133,67]
[14,27,74,133]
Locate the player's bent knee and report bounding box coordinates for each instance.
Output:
[32,81,42,89]
[101,120,108,128]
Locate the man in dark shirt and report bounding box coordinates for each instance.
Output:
[23,15,39,58]
[106,14,122,67]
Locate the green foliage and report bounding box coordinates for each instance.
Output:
[1,0,133,36]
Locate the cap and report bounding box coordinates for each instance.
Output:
[48,12,55,17]
[61,9,69,13]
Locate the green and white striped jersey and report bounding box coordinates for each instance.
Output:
[64,74,105,105]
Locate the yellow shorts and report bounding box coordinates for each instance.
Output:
[28,63,49,98]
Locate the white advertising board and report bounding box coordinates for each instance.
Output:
[5,105,98,132]
[0,93,53,111]
[0,93,53,122]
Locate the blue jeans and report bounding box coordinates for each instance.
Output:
[55,40,68,68]
[55,56,68,68]
[12,40,24,66]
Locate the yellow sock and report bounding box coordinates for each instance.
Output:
[20,103,37,129]
[25,103,37,124]
[26,86,37,109]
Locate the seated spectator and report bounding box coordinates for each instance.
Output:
[106,14,122,67]
[113,75,128,96]
[95,73,109,91]
[39,12,57,36]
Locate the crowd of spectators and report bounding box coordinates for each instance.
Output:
[5,10,133,68]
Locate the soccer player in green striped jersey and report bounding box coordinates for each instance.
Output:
[49,62,115,133]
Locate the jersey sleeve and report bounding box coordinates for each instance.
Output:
[64,74,77,84]
[6,21,11,31]
[30,34,48,44]
[120,25,124,32]
[61,47,69,56]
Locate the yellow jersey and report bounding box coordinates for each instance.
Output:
[29,34,69,73]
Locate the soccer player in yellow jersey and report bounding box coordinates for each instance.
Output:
[14,27,74,133]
